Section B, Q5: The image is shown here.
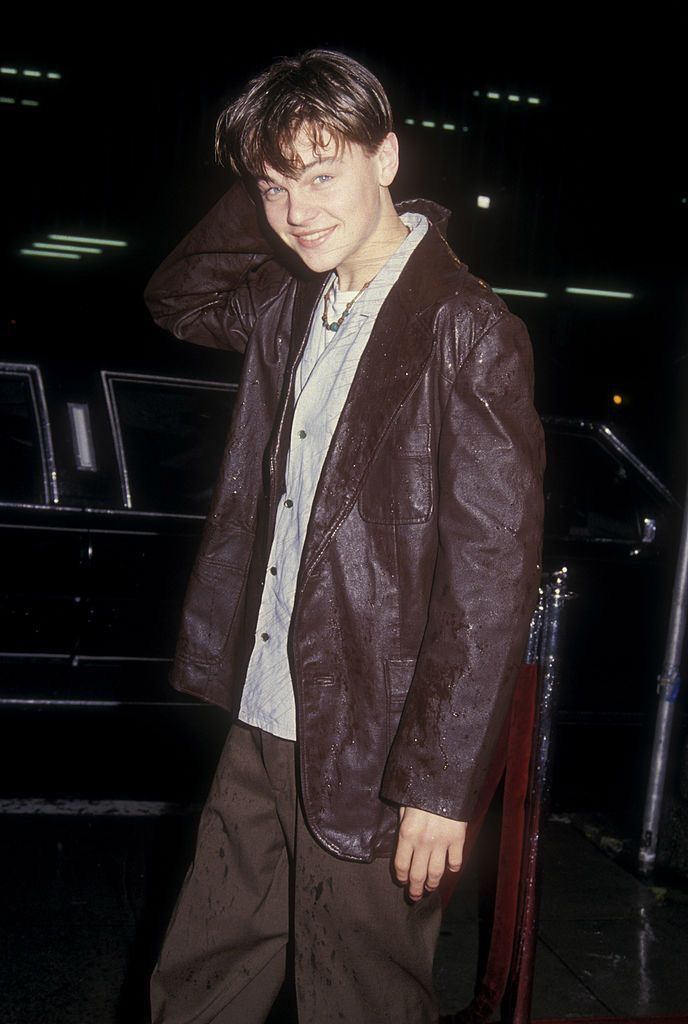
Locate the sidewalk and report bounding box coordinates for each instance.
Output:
[437,818,688,1019]
[0,812,686,1022]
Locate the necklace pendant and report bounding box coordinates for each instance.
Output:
[330,322,339,333]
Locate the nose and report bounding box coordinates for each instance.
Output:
[286,190,316,227]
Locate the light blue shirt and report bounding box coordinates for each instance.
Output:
[238,212,429,739]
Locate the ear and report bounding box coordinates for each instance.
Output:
[376,132,400,188]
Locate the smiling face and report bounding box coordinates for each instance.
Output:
[256,129,407,291]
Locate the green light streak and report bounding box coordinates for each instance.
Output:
[493,288,548,298]
[20,249,80,260]
[48,234,128,247]
[34,242,103,254]
[565,287,634,299]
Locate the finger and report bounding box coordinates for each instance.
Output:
[424,847,447,891]
[407,849,430,901]
[447,837,465,873]
[394,837,413,884]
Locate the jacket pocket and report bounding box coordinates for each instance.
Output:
[175,553,249,666]
[359,423,433,525]
[384,658,416,750]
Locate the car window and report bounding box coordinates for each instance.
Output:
[544,431,646,543]
[103,373,237,515]
[0,365,52,505]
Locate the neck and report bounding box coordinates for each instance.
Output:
[336,211,409,292]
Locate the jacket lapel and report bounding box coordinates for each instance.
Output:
[265,271,326,527]
[297,229,447,583]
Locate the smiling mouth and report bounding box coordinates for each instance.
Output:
[291,226,336,249]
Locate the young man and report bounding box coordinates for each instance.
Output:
[146,50,544,1024]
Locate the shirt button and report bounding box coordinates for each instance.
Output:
[284,499,293,508]
[260,632,269,642]
[298,429,307,439]
[269,566,277,575]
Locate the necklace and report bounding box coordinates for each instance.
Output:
[321,279,370,332]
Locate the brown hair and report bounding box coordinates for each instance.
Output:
[215,49,394,180]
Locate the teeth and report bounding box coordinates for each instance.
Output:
[298,229,330,242]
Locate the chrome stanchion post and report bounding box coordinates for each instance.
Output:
[639,477,688,875]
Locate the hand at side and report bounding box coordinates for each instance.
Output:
[394,806,467,901]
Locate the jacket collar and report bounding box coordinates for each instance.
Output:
[396,196,451,238]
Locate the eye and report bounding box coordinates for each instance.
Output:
[313,174,333,185]
[261,185,285,200]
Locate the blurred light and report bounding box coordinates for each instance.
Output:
[404,117,415,125]
[486,92,500,100]
[493,288,548,298]
[442,122,456,131]
[566,287,634,299]
[421,120,436,128]
[472,90,480,97]
[682,197,687,204]
[507,94,520,102]
[527,97,541,105]
[20,249,80,260]
[462,125,469,132]
[0,67,18,75]
[34,242,103,254]
[0,96,15,104]
[23,69,41,78]
[47,72,62,80]
[48,234,128,247]
[477,195,491,209]
[20,99,39,107]
[68,403,97,471]
[612,394,623,405]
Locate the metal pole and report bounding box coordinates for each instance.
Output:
[638,476,688,874]
[506,565,571,1024]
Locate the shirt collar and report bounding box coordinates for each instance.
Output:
[339,212,429,318]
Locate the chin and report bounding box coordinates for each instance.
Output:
[298,253,339,274]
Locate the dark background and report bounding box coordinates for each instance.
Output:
[2,24,688,1022]
[3,17,686,491]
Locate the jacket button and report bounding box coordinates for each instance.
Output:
[269,566,277,575]
[298,429,307,439]
[284,499,293,508]
[260,632,269,642]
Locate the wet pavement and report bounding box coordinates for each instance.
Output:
[0,810,686,1022]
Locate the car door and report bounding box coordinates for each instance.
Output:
[0,363,87,685]
[76,371,238,700]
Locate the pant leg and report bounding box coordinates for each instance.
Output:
[293,803,443,1024]
[150,723,296,1024]
[151,720,443,1024]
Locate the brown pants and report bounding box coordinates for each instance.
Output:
[150,723,442,1023]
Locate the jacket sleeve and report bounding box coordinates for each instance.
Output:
[144,180,286,351]
[380,310,545,822]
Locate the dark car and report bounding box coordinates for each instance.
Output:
[1,357,238,803]
[541,416,680,820]
[0,360,680,816]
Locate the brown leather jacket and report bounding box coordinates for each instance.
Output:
[145,181,545,862]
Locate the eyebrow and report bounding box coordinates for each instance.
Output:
[300,154,339,173]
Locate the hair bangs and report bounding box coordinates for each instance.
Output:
[215,50,394,181]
